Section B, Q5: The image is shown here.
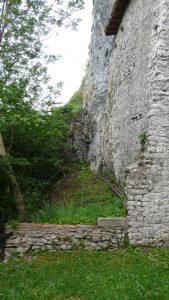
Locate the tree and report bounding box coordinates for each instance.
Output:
[0,0,84,220]
[0,0,84,106]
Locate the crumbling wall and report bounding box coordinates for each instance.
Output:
[5,218,127,257]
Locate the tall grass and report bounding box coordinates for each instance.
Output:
[33,162,125,225]
[34,198,124,224]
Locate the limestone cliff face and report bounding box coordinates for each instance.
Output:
[80,0,169,246]
[82,0,113,171]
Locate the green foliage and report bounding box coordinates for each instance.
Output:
[8,218,18,229]
[0,0,85,220]
[0,99,75,218]
[1,249,169,299]
[138,131,147,147]
[33,162,125,224]
[0,87,84,220]
[33,199,124,225]
[0,0,85,108]
[67,89,83,115]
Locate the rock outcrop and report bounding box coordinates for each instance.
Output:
[82,0,114,171]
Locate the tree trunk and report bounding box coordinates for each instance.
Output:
[0,131,6,156]
[0,131,25,221]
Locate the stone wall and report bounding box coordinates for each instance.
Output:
[84,0,154,177]
[103,0,154,178]
[4,218,127,257]
[126,0,169,246]
[81,0,169,245]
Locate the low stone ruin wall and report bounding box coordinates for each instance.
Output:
[4,218,127,257]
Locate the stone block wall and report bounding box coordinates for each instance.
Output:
[4,218,128,257]
[126,0,169,246]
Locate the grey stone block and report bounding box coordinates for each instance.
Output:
[97,218,127,228]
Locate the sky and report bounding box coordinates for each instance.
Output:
[45,1,93,105]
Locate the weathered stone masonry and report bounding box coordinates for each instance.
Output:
[127,0,169,246]
[81,0,169,245]
[5,218,127,256]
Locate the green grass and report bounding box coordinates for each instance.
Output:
[1,249,169,299]
[33,162,125,224]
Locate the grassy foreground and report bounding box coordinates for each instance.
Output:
[1,249,169,299]
[33,162,125,224]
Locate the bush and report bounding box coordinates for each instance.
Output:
[0,89,83,220]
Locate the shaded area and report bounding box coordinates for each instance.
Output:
[0,211,6,261]
[105,0,130,35]
[0,211,13,261]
